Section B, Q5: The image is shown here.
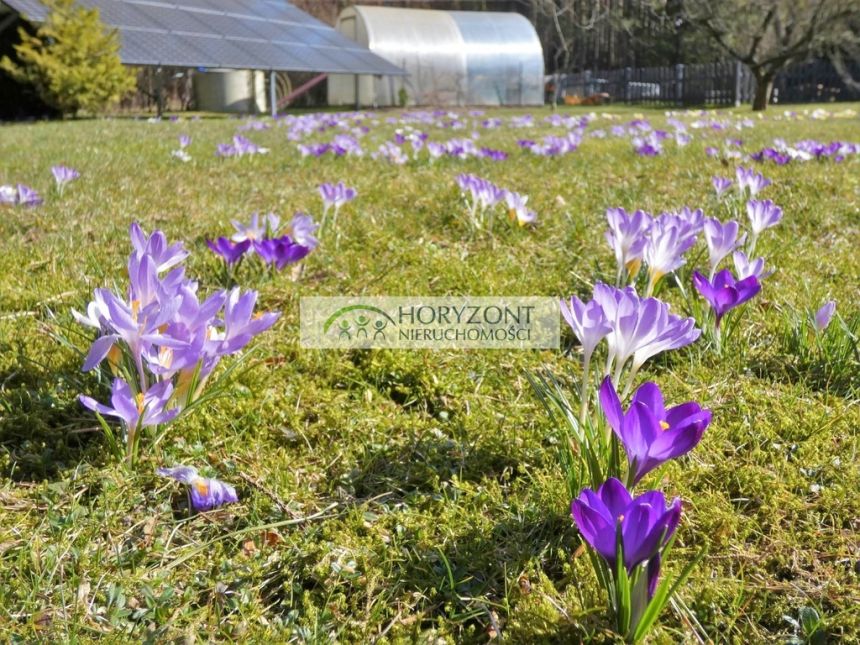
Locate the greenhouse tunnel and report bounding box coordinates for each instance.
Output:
[327,6,545,107]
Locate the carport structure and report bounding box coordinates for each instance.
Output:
[0,0,406,114]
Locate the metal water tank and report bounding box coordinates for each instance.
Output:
[194,69,267,114]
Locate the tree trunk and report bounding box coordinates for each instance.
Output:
[752,73,774,111]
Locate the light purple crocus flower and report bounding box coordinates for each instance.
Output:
[285,212,319,250]
[746,199,783,238]
[179,135,191,149]
[735,166,771,196]
[643,215,698,294]
[599,377,711,486]
[208,288,280,355]
[51,165,80,193]
[3,183,44,207]
[605,207,651,282]
[231,213,280,242]
[703,218,744,277]
[156,465,238,511]
[814,301,836,332]
[592,284,700,383]
[79,378,178,429]
[505,190,537,226]
[207,237,251,265]
[318,181,358,211]
[129,222,189,273]
[692,269,761,327]
[571,477,681,593]
[732,251,770,281]
[560,296,612,366]
[712,176,732,198]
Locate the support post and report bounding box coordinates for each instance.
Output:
[269,70,277,118]
[155,66,164,118]
[674,63,685,107]
[354,74,360,111]
[733,61,742,107]
[624,67,632,103]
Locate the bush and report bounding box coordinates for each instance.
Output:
[0,0,136,116]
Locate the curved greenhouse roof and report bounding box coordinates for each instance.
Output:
[327,6,544,107]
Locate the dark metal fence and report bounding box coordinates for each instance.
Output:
[555,59,858,107]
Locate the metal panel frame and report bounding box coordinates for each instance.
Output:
[1,0,406,75]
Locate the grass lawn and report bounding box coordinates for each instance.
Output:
[0,103,858,642]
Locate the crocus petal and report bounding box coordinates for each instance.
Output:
[157,465,199,485]
[82,334,119,372]
[631,382,665,420]
[596,477,632,518]
[621,502,664,570]
[571,497,616,563]
[78,394,117,417]
[599,376,624,436]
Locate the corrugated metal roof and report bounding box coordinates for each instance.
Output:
[1,0,406,75]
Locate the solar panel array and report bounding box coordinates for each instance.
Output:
[2,0,406,75]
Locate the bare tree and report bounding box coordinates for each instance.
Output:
[529,0,610,71]
[679,0,859,110]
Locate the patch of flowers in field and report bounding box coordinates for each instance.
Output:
[76,223,280,466]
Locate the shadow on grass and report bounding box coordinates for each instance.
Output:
[345,434,528,500]
[747,353,859,399]
[294,435,608,641]
[0,342,104,482]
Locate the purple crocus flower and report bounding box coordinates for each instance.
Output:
[560,296,612,365]
[156,465,238,511]
[735,166,771,196]
[179,135,191,149]
[692,269,761,327]
[252,236,310,270]
[635,143,660,157]
[207,237,251,265]
[318,181,358,211]
[3,183,44,207]
[814,300,836,332]
[599,377,711,485]
[479,147,508,161]
[746,199,783,237]
[208,287,279,355]
[79,378,178,430]
[643,215,698,293]
[592,284,700,382]
[605,207,651,281]
[285,212,319,250]
[571,477,681,586]
[712,176,732,198]
[505,190,537,226]
[51,165,80,193]
[129,222,189,273]
[703,218,744,277]
[231,213,280,242]
[732,251,770,281]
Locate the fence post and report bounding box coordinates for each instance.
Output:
[674,63,684,106]
[733,61,742,107]
[584,69,592,97]
[624,67,632,103]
